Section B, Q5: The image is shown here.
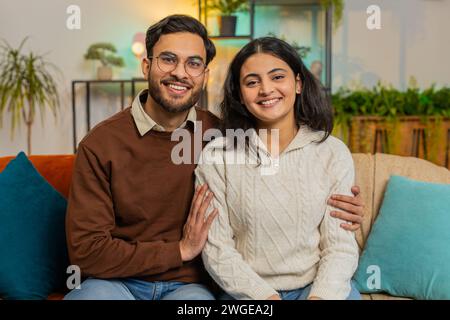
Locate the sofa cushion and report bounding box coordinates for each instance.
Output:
[0,152,69,299]
[0,155,74,198]
[353,175,450,299]
[362,293,411,300]
[354,153,450,249]
[367,293,411,300]
[372,153,450,225]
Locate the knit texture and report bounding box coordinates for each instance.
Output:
[195,126,359,300]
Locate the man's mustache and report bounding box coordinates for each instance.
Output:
[160,76,193,88]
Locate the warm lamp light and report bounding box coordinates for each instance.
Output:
[132,42,145,57]
[131,32,146,58]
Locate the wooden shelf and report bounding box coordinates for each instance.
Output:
[71,79,147,153]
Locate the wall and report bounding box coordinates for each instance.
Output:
[333,0,450,90]
[0,0,449,156]
[0,0,196,156]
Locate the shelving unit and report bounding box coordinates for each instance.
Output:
[71,78,147,153]
[198,0,333,111]
[198,0,255,39]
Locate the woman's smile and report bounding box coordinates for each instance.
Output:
[256,97,283,108]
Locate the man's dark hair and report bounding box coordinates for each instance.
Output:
[146,14,216,65]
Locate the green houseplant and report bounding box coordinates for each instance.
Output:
[320,0,344,29]
[332,82,450,167]
[207,0,249,36]
[0,38,60,155]
[84,43,125,80]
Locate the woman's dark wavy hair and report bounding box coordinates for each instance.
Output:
[221,37,333,142]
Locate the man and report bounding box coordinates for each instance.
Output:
[64,15,364,300]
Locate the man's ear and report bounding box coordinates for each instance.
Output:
[141,58,150,80]
[295,74,302,94]
[202,69,210,90]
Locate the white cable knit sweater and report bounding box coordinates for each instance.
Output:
[195,125,359,300]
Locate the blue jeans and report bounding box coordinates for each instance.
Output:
[219,281,362,300]
[64,278,215,300]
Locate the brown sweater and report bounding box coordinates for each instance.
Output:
[66,106,219,284]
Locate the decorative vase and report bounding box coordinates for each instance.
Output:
[97,66,113,80]
[217,15,237,37]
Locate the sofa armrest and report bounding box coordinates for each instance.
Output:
[352,153,375,251]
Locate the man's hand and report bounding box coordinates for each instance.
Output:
[267,294,281,300]
[328,186,364,232]
[179,184,219,262]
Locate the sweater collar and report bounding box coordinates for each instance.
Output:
[284,125,326,152]
[248,125,325,157]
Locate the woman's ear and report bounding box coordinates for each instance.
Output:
[295,74,302,94]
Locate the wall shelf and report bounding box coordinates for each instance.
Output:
[198,0,333,111]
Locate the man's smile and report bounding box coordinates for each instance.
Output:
[162,80,192,96]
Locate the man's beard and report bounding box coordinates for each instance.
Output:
[148,76,202,114]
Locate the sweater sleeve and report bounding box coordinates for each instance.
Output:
[66,143,182,278]
[308,146,359,300]
[195,145,278,300]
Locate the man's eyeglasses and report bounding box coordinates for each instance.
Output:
[148,53,207,77]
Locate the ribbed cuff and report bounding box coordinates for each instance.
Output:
[163,241,183,270]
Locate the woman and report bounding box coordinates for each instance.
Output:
[195,37,360,300]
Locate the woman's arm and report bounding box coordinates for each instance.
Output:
[308,148,360,300]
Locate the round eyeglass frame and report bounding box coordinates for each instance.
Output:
[148,55,207,77]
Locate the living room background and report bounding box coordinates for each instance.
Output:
[0,0,449,156]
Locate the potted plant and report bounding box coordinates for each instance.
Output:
[84,43,125,80]
[332,81,450,168]
[207,0,249,36]
[0,38,60,155]
[320,0,344,29]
